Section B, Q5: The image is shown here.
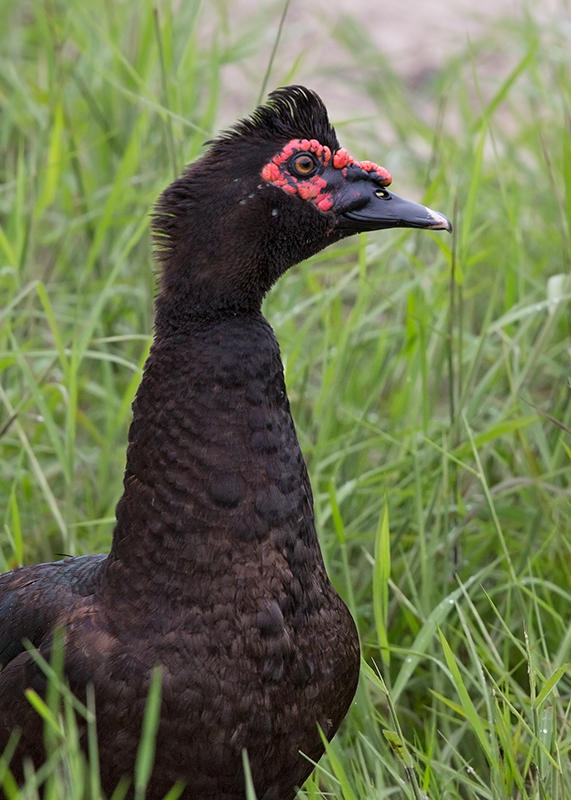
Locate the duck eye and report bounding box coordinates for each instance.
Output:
[291,153,318,177]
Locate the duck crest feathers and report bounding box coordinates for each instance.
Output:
[210,85,340,152]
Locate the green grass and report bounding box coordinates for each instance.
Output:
[1,0,569,798]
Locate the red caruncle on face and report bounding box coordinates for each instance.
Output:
[261,138,392,214]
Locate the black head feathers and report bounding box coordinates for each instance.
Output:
[209,85,340,153]
[152,86,341,301]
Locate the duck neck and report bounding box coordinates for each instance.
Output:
[103,309,322,603]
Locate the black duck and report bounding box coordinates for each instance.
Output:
[0,86,451,799]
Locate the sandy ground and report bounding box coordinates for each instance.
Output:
[212,0,566,123]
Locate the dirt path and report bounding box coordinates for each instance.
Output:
[215,0,565,121]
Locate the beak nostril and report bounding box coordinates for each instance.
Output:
[375,189,390,200]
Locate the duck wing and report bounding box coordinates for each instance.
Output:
[0,553,107,770]
[0,553,106,667]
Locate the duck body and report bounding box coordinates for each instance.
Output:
[1,314,359,799]
[0,86,450,797]
[105,313,360,797]
[1,313,358,798]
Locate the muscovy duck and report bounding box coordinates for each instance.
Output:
[0,85,450,799]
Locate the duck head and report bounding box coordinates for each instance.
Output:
[153,86,451,324]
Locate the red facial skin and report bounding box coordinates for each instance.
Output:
[261,138,392,214]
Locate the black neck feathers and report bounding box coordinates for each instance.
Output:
[105,315,324,613]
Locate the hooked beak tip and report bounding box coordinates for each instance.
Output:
[425,206,453,233]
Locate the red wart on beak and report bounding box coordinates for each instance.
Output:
[261,138,452,234]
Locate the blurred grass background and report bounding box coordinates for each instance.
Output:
[0,0,569,798]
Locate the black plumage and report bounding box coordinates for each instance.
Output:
[0,86,450,799]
